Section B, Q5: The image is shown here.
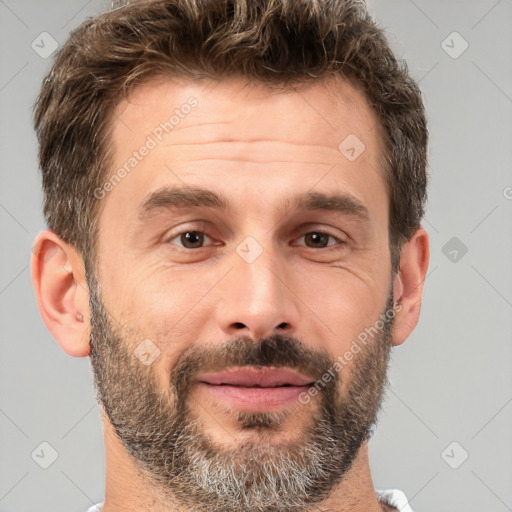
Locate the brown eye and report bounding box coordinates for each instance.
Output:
[300,232,342,248]
[168,231,213,249]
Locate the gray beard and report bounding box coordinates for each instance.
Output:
[88,276,393,512]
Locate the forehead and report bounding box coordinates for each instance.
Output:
[112,75,383,149]
[100,75,388,230]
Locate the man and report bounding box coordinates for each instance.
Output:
[30,0,429,511]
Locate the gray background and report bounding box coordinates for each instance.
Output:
[1,0,511,511]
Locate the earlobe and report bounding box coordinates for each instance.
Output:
[391,227,430,347]
[31,230,91,357]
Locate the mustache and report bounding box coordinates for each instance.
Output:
[171,334,337,400]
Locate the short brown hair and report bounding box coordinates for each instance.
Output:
[34,0,428,272]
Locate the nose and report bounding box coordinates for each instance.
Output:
[216,240,300,341]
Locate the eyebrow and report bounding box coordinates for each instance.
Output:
[138,185,370,222]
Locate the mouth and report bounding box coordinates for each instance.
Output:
[195,367,315,411]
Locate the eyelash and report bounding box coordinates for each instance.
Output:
[165,229,345,250]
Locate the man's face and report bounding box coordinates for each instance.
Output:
[89,76,396,511]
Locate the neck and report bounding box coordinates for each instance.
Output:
[100,415,388,512]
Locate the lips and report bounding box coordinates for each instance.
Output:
[195,367,316,412]
[197,366,315,388]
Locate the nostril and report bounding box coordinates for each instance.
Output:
[234,322,246,329]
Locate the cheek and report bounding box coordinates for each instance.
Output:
[298,269,388,356]
[123,272,214,372]
[102,257,200,324]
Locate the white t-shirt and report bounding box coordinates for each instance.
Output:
[86,488,414,511]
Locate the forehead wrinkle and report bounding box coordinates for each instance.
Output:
[152,140,345,166]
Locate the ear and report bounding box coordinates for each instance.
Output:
[31,229,91,357]
[391,227,430,346]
